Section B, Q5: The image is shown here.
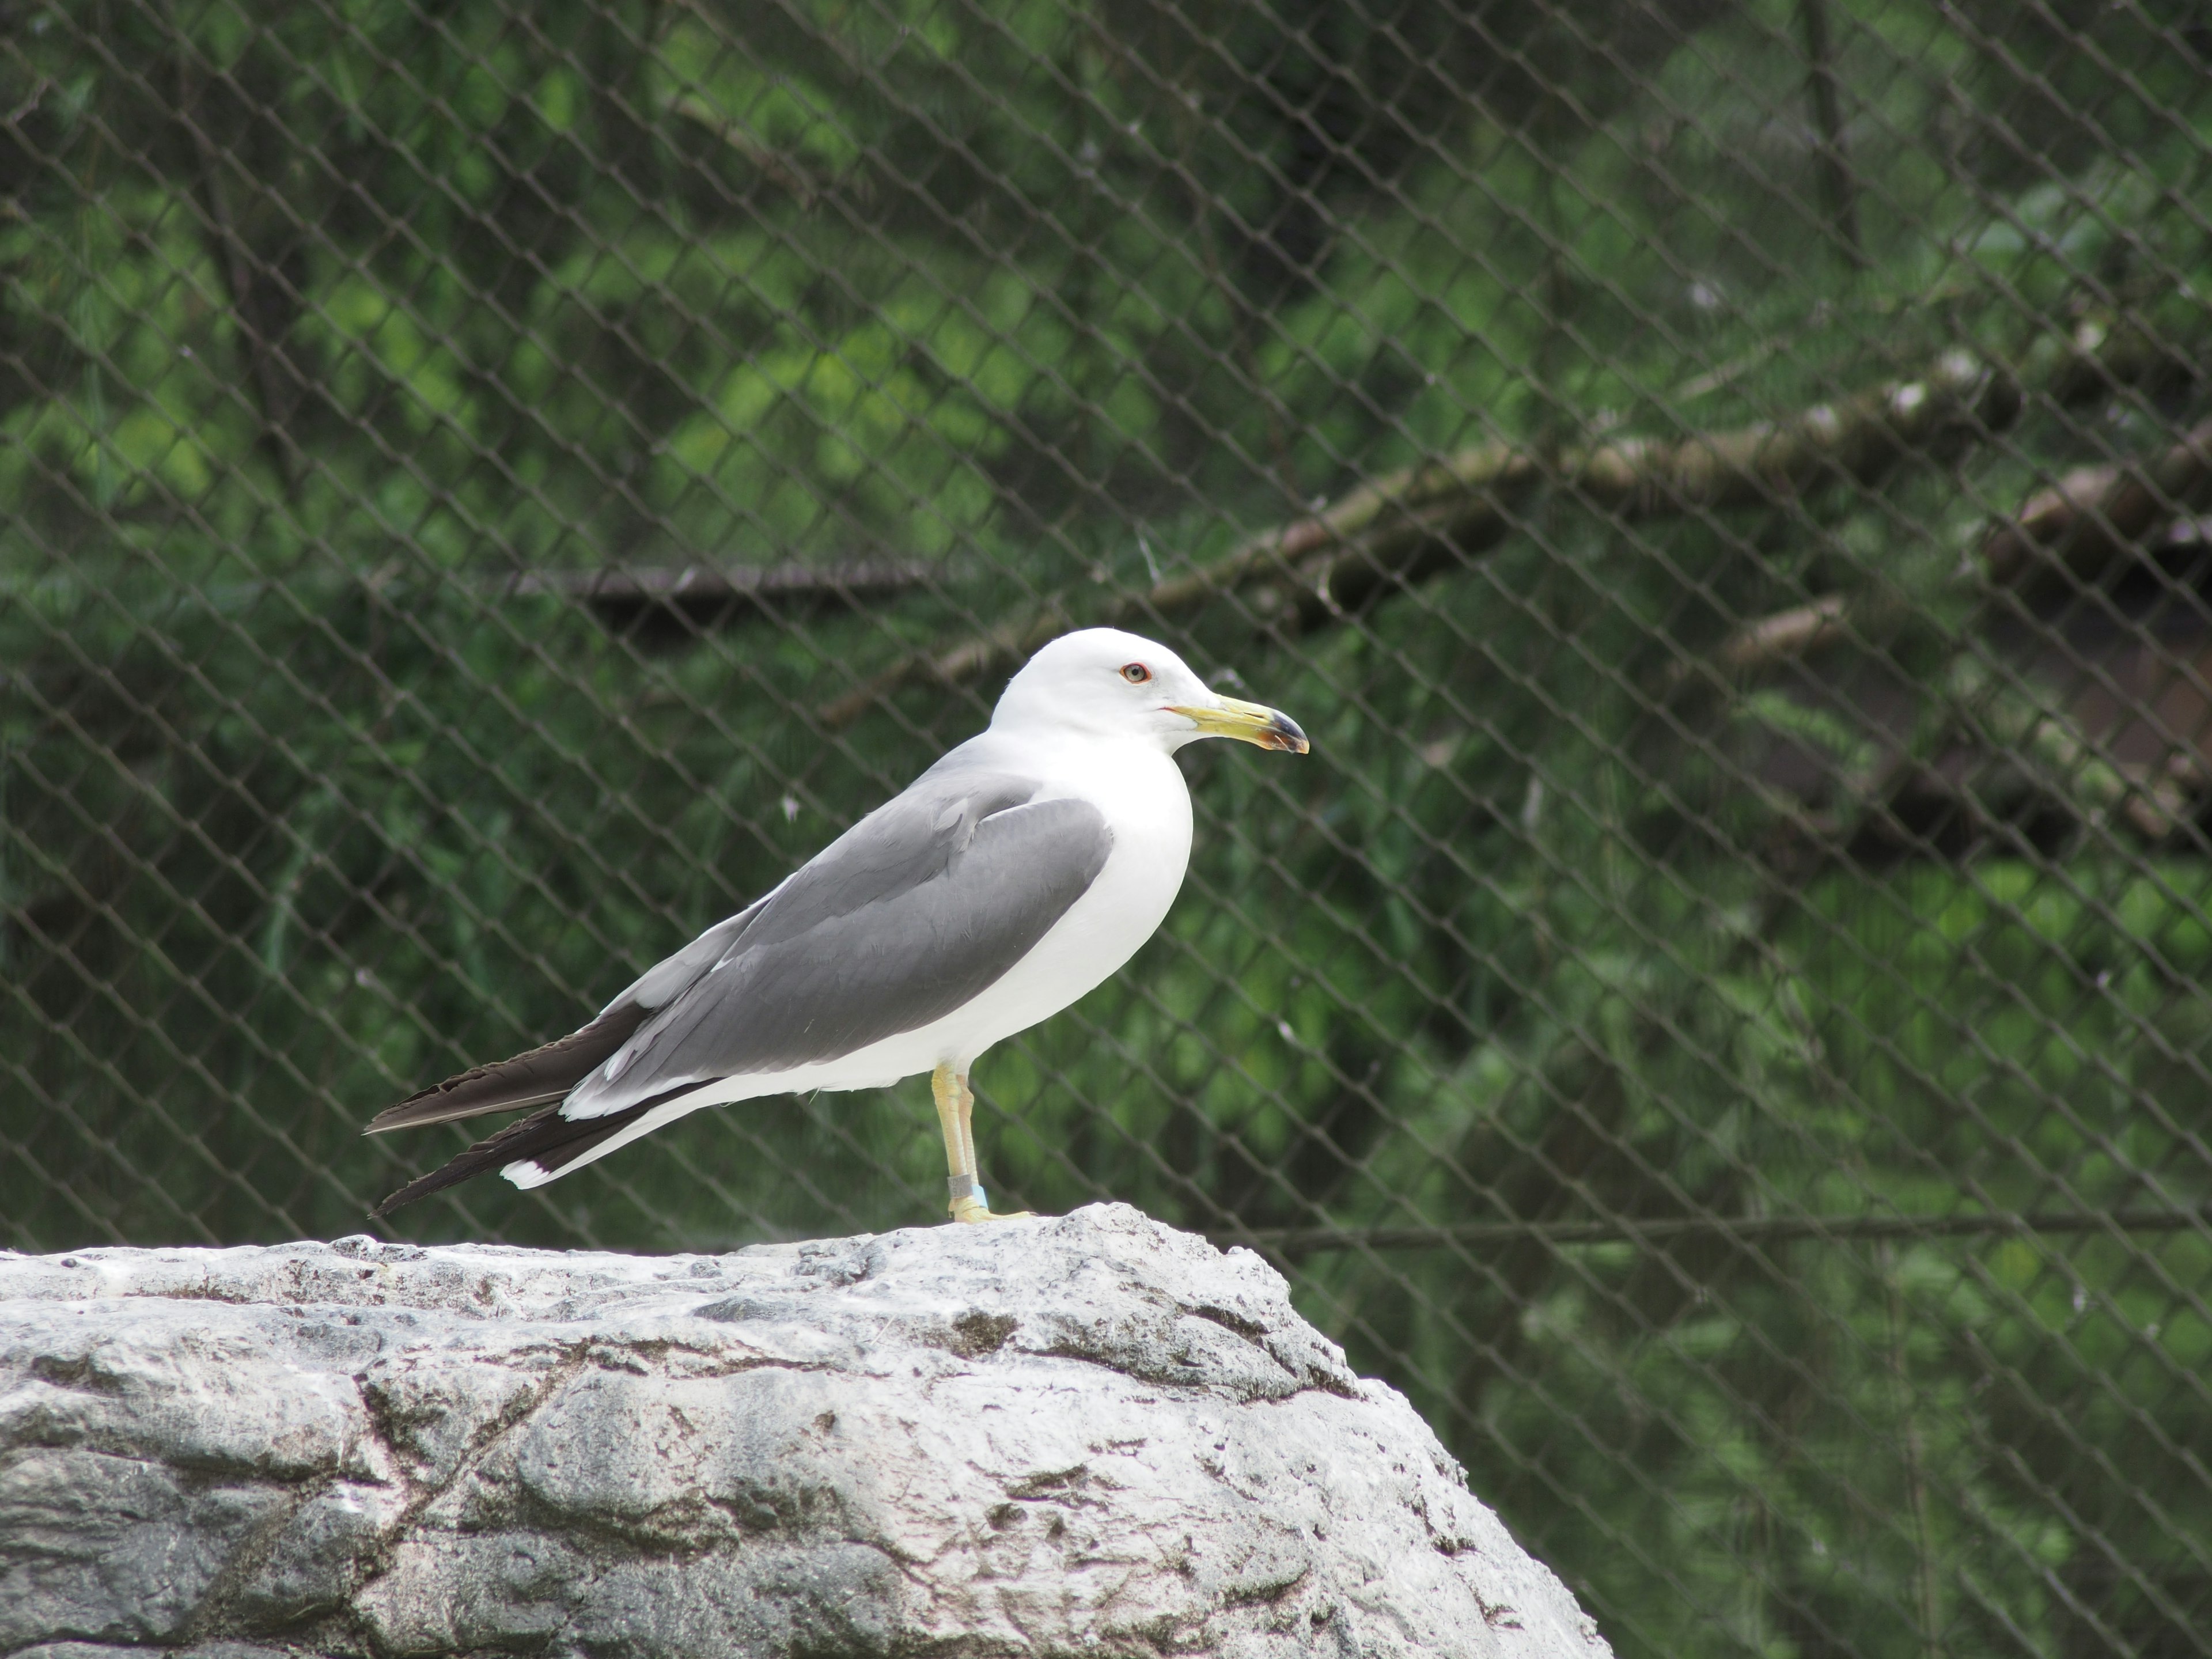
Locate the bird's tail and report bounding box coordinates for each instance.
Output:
[368,1093,675,1218]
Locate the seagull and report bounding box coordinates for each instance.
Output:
[365,627,1308,1222]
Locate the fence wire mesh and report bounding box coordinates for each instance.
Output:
[5,0,2212,1652]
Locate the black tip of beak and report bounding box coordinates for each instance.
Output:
[1271,713,1310,755]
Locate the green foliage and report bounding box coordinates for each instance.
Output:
[5,0,2212,1653]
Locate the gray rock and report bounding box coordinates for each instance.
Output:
[0,1203,1610,1657]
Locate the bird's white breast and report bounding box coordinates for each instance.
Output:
[934,735,1194,1060]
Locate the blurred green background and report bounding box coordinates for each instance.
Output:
[5,1,2211,1652]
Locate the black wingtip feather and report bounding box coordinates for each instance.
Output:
[368,1086,696,1218]
[365,1004,652,1136]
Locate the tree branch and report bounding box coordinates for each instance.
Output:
[1796,0,1864,268]
[662,94,834,207]
[1701,414,2212,680]
[823,350,2020,725]
[166,9,302,498]
[1982,416,2212,590]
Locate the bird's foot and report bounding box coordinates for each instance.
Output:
[949,1196,1034,1222]
[946,1177,1031,1223]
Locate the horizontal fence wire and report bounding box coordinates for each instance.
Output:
[5,1,2212,1654]
[1218,1207,2212,1255]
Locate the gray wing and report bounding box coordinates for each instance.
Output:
[559,771,1113,1119]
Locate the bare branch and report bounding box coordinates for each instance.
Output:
[1981,416,2212,590]
[1704,414,2212,679]
[165,7,302,498]
[1712,594,1857,674]
[491,560,929,607]
[662,95,834,206]
[824,351,2020,725]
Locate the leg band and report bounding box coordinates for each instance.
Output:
[946,1173,985,1203]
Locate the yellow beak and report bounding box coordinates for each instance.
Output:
[1167,695,1311,753]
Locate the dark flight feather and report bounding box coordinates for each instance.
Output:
[361,1006,651,1134]
[368,1089,686,1218]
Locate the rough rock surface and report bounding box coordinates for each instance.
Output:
[0,1203,1610,1658]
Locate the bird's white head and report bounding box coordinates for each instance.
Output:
[991,627,1310,755]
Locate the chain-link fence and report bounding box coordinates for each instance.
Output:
[6,0,2212,1652]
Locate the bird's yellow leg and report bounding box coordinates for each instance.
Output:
[955,1070,979,1184]
[932,1063,1029,1222]
[933,1061,967,1180]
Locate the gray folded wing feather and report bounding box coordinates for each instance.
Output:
[559,772,1112,1120]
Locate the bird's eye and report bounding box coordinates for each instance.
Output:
[1120,662,1152,684]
